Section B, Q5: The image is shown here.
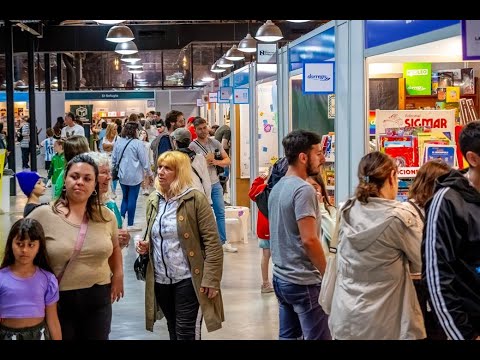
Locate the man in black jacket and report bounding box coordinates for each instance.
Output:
[423,120,480,340]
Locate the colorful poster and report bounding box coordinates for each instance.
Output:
[403,62,432,95]
[375,109,456,137]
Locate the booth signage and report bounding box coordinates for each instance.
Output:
[217,91,230,103]
[403,62,431,95]
[220,87,233,100]
[208,92,218,103]
[65,91,155,100]
[302,62,335,94]
[462,20,480,60]
[0,92,30,102]
[233,88,249,104]
[257,43,277,64]
[375,109,456,136]
[365,20,459,49]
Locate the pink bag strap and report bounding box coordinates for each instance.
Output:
[57,213,89,284]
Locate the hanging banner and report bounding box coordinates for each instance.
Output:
[70,104,93,123]
[208,92,218,103]
[375,109,456,137]
[462,20,480,60]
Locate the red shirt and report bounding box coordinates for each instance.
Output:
[188,124,197,141]
[248,176,270,240]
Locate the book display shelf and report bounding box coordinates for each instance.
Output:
[321,133,335,204]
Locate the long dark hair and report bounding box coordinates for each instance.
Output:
[53,153,108,222]
[309,174,334,215]
[1,218,53,273]
[409,159,451,208]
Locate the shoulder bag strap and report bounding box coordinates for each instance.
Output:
[117,138,134,167]
[194,139,209,156]
[328,198,355,254]
[57,213,89,284]
[407,200,425,223]
[192,166,203,185]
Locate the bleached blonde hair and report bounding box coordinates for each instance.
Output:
[155,151,193,197]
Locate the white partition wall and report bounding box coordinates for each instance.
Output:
[334,20,366,204]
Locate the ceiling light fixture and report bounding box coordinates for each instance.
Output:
[225,44,245,61]
[126,63,143,69]
[255,20,283,42]
[217,56,234,68]
[238,33,257,53]
[120,53,141,63]
[106,25,134,43]
[211,62,226,73]
[286,20,310,23]
[128,66,144,74]
[96,20,126,25]
[115,41,138,55]
[201,75,215,82]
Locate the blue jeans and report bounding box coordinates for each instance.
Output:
[120,183,141,226]
[211,181,226,244]
[273,276,331,340]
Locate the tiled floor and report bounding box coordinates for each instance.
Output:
[0,152,279,340]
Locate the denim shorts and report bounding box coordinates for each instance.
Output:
[259,239,270,249]
[0,321,49,340]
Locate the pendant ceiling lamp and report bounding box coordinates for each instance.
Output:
[217,56,234,68]
[126,63,143,69]
[211,62,226,73]
[286,20,310,23]
[106,25,134,43]
[255,20,283,42]
[115,41,138,55]
[128,66,144,74]
[238,33,257,53]
[225,45,245,61]
[121,53,141,63]
[96,20,125,25]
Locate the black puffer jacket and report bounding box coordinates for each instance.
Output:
[422,169,480,340]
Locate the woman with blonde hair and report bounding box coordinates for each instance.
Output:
[136,150,224,340]
[328,151,425,340]
[102,123,118,155]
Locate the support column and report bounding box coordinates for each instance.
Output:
[44,53,52,129]
[334,20,366,204]
[27,33,37,171]
[4,20,16,195]
[56,53,63,91]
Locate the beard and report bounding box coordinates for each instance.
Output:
[306,156,321,177]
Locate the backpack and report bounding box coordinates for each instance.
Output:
[255,157,288,218]
[16,126,23,143]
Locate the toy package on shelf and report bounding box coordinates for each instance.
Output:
[378,134,419,167]
[423,144,457,167]
[321,133,335,160]
[417,131,452,165]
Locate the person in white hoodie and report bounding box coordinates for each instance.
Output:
[329,151,426,340]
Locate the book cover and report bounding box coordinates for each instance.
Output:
[424,145,456,167]
[385,146,417,167]
[446,86,460,103]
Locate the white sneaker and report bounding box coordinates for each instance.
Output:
[222,243,238,253]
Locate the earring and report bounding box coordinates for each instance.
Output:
[91,190,98,196]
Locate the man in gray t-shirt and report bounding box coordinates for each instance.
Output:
[268,129,330,340]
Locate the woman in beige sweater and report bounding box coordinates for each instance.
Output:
[28,153,124,340]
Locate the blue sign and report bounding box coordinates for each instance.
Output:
[0,92,30,102]
[365,20,459,49]
[234,68,249,87]
[65,91,155,100]
[289,27,335,72]
[221,77,230,87]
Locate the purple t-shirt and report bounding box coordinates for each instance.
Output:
[0,266,59,318]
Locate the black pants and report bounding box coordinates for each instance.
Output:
[45,160,51,171]
[413,279,447,340]
[0,321,48,340]
[21,147,30,169]
[58,283,112,340]
[154,278,201,340]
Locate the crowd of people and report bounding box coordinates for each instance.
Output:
[1,110,479,341]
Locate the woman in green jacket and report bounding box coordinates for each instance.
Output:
[136,150,224,340]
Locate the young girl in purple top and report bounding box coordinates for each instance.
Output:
[0,219,61,340]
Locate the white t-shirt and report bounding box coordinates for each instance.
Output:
[61,124,85,139]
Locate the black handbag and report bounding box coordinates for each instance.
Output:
[134,253,149,281]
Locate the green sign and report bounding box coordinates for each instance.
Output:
[65,91,155,100]
[70,104,93,123]
[403,63,432,95]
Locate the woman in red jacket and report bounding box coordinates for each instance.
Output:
[248,173,274,293]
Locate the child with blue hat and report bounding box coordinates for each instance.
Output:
[15,171,47,217]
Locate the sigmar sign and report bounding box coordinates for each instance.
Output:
[375,109,456,136]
